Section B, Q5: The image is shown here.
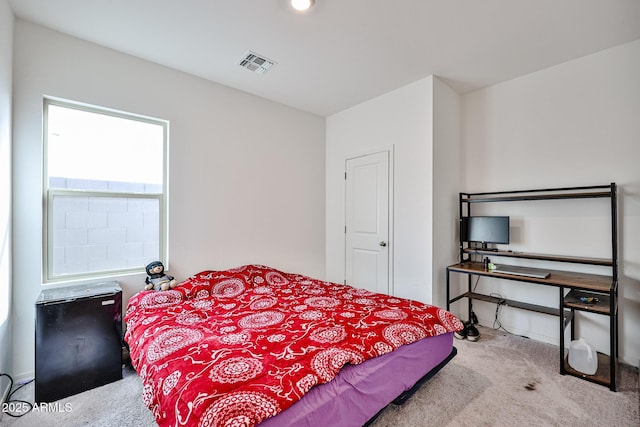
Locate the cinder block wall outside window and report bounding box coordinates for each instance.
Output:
[51,177,161,275]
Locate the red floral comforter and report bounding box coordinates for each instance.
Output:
[125,265,463,427]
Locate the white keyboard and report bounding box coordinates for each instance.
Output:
[492,265,550,279]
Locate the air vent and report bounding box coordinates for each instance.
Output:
[238,51,276,75]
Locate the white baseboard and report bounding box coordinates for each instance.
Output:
[476,317,559,346]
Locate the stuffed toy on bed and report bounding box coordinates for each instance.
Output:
[144,261,177,291]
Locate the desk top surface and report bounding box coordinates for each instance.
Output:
[447,262,613,293]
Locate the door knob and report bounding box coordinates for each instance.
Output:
[379,241,387,247]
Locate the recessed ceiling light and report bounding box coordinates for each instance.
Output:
[291,0,315,12]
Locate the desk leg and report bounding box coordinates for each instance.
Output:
[446,269,450,311]
[570,308,575,341]
[559,287,566,375]
[467,275,473,322]
[610,292,617,391]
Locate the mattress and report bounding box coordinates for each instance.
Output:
[124,265,463,427]
[260,332,455,426]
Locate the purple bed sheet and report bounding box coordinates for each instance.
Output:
[260,331,454,427]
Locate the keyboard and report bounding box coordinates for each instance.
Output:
[492,264,550,279]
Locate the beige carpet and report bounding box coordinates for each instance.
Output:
[371,327,639,426]
[2,326,638,426]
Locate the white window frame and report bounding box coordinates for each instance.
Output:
[42,97,169,283]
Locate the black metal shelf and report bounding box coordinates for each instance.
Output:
[563,289,612,315]
[463,291,574,328]
[462,191,611,203]
[460,184,614,204]
[462,248,613,267]
[448,183,618,391]
[562,352,616,389]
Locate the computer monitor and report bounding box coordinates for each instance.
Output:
[461,216,509,249]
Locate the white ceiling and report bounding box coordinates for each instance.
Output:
[8,0,640,116]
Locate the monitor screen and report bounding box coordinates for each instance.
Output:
[462,216,510,245]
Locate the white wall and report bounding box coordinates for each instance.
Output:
[0,0,13,400]
[432,78,462,308]
[12,20,326,380]
[461,40,640,366]
[326,76,461,305]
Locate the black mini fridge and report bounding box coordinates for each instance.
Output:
[35,282,123,403]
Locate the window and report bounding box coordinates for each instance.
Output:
[43,98,168,282]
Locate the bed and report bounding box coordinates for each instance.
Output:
[124,264,462,427]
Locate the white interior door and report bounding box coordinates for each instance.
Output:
[345,151,390,294]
